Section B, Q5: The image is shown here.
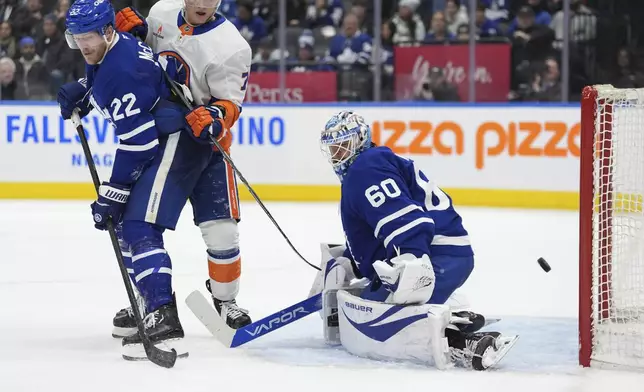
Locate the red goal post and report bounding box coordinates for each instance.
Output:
[579,84,644,370]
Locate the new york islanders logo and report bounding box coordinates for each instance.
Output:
[159,51,190,86]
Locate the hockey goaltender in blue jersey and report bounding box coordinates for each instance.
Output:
[315,111,519,371]
[334,132,474,304]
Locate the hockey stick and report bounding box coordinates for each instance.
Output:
[185,290,322,348]
[162,71,320,272]
[71,111,177,368]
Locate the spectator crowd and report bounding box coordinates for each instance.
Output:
[0,0,641,102]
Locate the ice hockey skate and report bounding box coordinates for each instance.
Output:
[121,295,189,361]
[112,294,146,338]
[205,279,251,329]
[446,329,519,370]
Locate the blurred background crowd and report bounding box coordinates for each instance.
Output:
[0,0,642,102]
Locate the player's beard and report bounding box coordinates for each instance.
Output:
[81,40,108,65]
[75,29,114,65]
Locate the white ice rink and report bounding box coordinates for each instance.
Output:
[2,201,643,391]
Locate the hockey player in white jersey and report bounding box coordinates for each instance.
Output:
[111,0,253,333]
[309,111,518,370]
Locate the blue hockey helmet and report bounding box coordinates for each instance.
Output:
[320,111,372,180]
[65,0,115,47]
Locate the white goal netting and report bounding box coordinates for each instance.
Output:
[589,85,644,369]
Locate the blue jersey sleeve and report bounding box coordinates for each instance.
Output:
[98,73,160,186]
[344,157,435,260]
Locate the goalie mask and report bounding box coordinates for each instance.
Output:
[320,111,372,180]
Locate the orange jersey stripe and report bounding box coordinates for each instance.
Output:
[225,160,240,220]
[208,257,241,283]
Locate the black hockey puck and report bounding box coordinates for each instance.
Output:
[538,257,551,272]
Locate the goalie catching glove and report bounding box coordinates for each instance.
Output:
[373,253,435,305]
[115,7,148,41]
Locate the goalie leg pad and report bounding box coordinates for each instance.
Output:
[337,290,451,369]
[200,219,241,301]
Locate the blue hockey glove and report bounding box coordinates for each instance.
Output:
[57,80,91,120]
[90,182,130,230]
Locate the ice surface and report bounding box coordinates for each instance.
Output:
[1,201,643,391]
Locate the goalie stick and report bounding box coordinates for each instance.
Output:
[71,111,177,368]
[186,291,323,348]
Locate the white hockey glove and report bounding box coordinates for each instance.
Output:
[373,253,435,305]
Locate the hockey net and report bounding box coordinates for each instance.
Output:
[580,85,644,369]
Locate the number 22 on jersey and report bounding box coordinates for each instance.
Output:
[110,93,140,121]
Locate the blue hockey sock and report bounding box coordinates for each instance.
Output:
[123,222,173,312]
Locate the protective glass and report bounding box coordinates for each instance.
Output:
[65,30,104,50]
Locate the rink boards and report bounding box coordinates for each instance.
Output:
[0,102,582,209]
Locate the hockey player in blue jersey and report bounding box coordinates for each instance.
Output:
[56,0,220,360]
[310,111,518,370]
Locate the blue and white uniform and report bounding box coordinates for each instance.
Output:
[308,111,477,367]
[61,0,228,313]
[314,113,518,370]
[340,145,474,304]
[318,111,474,305]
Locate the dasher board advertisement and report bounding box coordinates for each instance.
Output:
[0,102,580,209]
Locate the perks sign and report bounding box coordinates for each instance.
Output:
[245,72,338,103]
[394,44,511,102]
